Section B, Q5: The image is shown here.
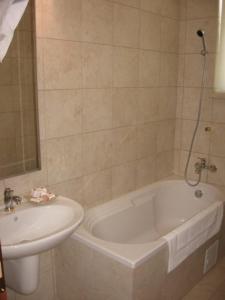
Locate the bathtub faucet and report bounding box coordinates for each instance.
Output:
[195,157,217,174]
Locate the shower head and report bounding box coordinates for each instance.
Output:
[197,30,204,37]
[196,29,207,56]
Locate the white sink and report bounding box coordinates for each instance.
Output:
[0,196,84,259]
[0,196,84,294]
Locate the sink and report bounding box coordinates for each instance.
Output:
[0,196,84,259]
[0,196,84,294]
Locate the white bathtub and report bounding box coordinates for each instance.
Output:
[73,180,224,269]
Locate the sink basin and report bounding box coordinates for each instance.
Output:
[0,196,84,259]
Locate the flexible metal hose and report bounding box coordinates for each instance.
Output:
[184,55,207,187]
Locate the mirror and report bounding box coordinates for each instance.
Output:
[0,0,40,179]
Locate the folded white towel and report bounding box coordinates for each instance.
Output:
[0,0,29,62]
[164,200,224,272]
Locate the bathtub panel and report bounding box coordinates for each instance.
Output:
[162,234,221,300]
[133,245,168,300]
[55,238,133,300]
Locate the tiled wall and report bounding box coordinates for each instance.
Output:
[174,0,225,189]
[0,0,179,206]
[3,1,179,299]
[35,0,179,208]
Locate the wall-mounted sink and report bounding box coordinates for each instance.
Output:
[0,196,84,294]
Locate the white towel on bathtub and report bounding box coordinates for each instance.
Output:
[164,200,224,272]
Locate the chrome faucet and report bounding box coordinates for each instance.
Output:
[195,157,217,174]
[4,188,22,212]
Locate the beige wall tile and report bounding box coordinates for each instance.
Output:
[41,0,82,41]
[186,0,219,19]
[83,169,112,207]
[157,120,175,153]
[140,0,163,14]
[140,11,161,50]
[156,151,174,180]
[82,43,112,88]
[184,54,204,88]
[43,39,82,89]
[46,135,83,185]
[137,123,157,159]
[112,126,137,165]
[82,0,113,44]
[44,90,82,139]
[159,87,177,120]
[112,161,136,197]
[83,89,112,132]
[161,18,179,53]
[112,88,137,127]
[161,0,179,19]
[136,88,159,123]
[83,130,112,174]
[136,155,156,188]
[140,50,160,87]
[49,177,83,205]
[115,0,140,8]
[160,53,178,86]
[181,120,211,154]
[207,156,225,187]
[210,124,225,157]
[182,88,213,121]
[113,47,139,87]
[113,4,139,48]
[212,100,225,123]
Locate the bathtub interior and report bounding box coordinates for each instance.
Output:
[85,181,222,244]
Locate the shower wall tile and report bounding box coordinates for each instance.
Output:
[139,50,161,87]
[46,135,83,185]
[112,126,137,166]
[114,0,140,9]
[212,99,225,123]
[136,88,159,123]
[210,124,225,157]
[113,47,139,87]
[83,88,113,132]
[136,155,156,188]
[113,4,140,48]
[140,11,161,51]
[112,161,137,198]
[160,53,178,86]
[82,0,113,44]
[83,130,112,174]
[161,18,179,53]
[44,90,82,139]
[82,43,113,88]
[140,0,163,14]
[112,88,137,127]
[83,168,112,208]
[41,0,82,41]
[186,0,219,19]
[137,123,157,159]
[43,39,82,90]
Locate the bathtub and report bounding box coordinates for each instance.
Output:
[73,180,224,270]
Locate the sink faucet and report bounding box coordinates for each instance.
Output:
[4,188,22,212]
